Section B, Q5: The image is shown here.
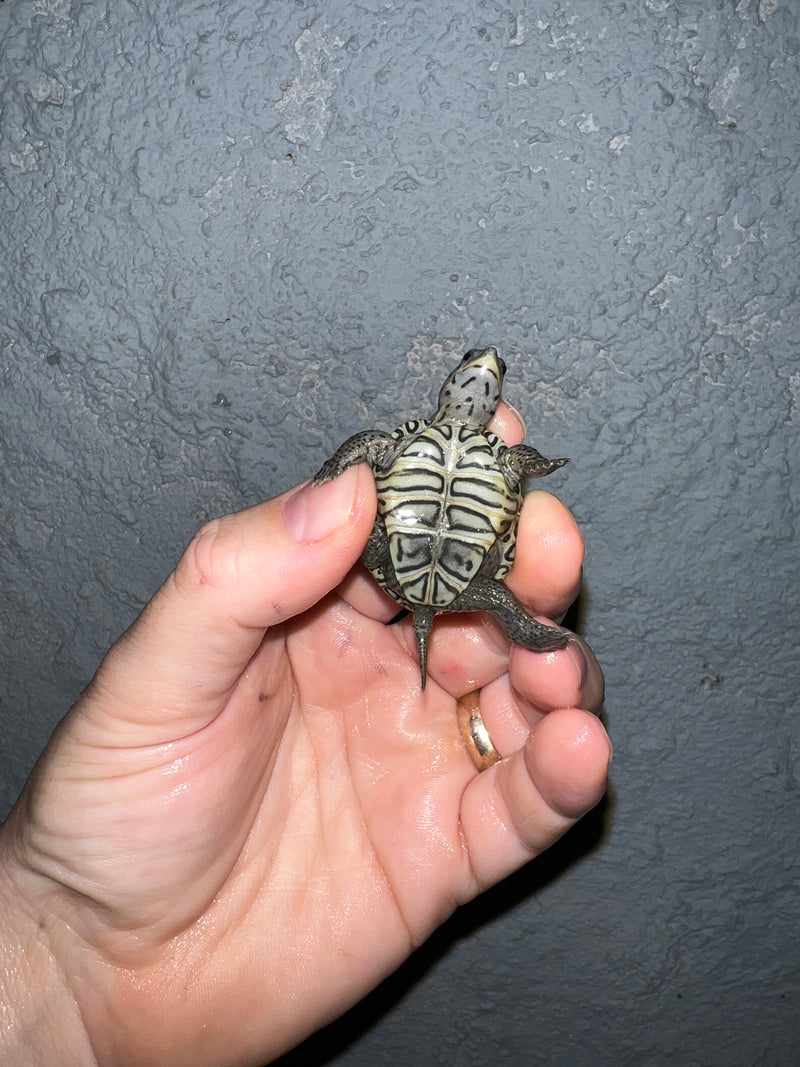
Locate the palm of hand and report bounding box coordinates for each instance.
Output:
[25,598,489,1064]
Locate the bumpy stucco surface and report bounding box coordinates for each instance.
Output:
[1,2,798,1064]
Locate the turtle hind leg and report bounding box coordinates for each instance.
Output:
[446,578,569,653]
[412,606,436,689]
[312,429,395,485]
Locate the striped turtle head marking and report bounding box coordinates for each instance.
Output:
[435,346,507,429]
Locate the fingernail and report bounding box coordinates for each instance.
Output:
[504,400,527,436]
[565,638,588,692]
[283,470,358,543]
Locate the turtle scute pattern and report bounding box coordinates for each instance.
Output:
[376,421,517,609]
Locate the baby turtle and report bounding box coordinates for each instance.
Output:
[313,346,570,688]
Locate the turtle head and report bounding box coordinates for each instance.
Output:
[435,346,507,428]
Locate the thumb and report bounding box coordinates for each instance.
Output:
[89,465,376,731]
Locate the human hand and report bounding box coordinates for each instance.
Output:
[0,409,609,1066]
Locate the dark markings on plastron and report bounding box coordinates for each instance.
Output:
[394,534,434,565]
[449,480,505,508]
[438,539,484,580]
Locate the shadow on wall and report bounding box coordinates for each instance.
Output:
[272,788,614,1067]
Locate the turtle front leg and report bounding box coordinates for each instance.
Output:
[446,577,569,653]
[500,445,568,490]
[313,430,395,485]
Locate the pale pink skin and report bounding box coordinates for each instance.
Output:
[0,406,609,1067]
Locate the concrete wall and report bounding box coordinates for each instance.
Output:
[2,2,797,1064]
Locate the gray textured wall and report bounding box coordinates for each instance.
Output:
[1,1,798,1065]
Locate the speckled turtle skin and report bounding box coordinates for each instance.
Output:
[313,347,570,688]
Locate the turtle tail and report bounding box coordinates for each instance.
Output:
[412,606,436,690]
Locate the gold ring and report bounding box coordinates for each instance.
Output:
[457,690,502,772]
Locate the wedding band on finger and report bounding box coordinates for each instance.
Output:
[457,690,502,772]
